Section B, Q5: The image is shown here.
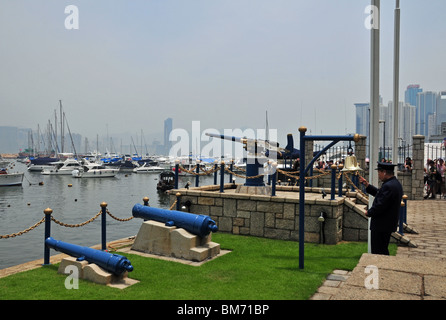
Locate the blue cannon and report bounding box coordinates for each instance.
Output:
[132,204,218,238]
[45,237,133,276]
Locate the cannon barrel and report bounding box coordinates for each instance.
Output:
[45,237,133,275]
[132,204,218,238]
[205,132,246,143]
[205,132,284,154]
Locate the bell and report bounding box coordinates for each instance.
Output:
[341,155,363,172]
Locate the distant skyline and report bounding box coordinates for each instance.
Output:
[1,1,445,148]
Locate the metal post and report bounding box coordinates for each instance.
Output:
[393,0,401,169]
[297,129,360,269]
[338,165,344,197]
[229,159,233,184]
[271,162,277,197]
[174,160,179,189]
[331,165,337,200]
[176,192,181,211]
[369,0,380,254]
[213,162,218,185]
[398,201,404,235]
[143,197,150,206]
[298,127,306,270]
[100,202,107,251]
[220,161,225,193]
[43,208,53,265]
[403,195,408,224]
[195,160,200,187]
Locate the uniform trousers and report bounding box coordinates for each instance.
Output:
[371,230,391,255]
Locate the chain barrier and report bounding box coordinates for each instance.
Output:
[0,217,45,239]
[224,166,265,179]
[169,198,178,210]
[106,209,134,222]
[1,206,134,239]
[51,211,102,228]
[176,162,335,183]
[199,165,220,175]
[177,164,198,175]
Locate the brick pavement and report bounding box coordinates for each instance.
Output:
[311,198,446,300]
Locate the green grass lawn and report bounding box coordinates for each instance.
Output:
[0,234,396,300]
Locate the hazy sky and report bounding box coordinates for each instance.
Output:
[1,0,445,147]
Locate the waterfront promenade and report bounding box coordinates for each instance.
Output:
[312,199,446,300]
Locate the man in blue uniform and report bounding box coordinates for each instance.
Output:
[359,162,403,255]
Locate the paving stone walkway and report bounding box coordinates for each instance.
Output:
[311,199,446,300]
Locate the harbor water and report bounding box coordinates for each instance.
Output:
[0,161,214,270]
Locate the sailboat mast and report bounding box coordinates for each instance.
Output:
[59,100,64,153]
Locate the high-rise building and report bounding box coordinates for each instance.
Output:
[417,91,437,137]
[436,91,446,134]
[0,126,31,154]
[387,101,416,146]
[163,118,173,155]
[355,103,369,138]
[405,84,422,107]
[356,99,416,161]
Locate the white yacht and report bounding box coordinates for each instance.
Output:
[41,158,83,175]
[72,162,118,178]
[133,163,165,173]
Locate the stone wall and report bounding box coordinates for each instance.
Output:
[170,185,350,245]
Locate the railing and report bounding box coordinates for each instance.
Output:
[0,198,151,265]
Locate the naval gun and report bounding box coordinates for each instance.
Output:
[205,133,290,187]
[45,237,134,276]
[132,204,218,238]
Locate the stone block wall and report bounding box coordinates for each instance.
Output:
[170,185,347,245]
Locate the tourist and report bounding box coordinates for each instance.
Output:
[425,160,440,199]
[404,157,412,172]
[424,160,441,199]
[359,162,403,255]
[437,158,445,199]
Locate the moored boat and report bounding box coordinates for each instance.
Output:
[41,158,83,175]
[72,163,118,178]
[133,163,165,173]
[0,167,24,186]
[156,171,175,192]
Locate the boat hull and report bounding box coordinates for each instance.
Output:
[72,169,117,178]
[0,173,24,186]
[41,169,78,175]
[133,166,164,173]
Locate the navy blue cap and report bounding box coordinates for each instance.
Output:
[375,161,397,171]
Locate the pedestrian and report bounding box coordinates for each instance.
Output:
[425,160,439,199]
[359,162,403,255]
[437,158,445,199]
[404,157,412,172]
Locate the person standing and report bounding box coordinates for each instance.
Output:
[359,162,403,255]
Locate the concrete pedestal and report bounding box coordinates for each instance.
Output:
[58,256,138,289]
[132,220,220,262]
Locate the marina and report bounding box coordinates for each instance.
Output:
[0,161,213,270]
